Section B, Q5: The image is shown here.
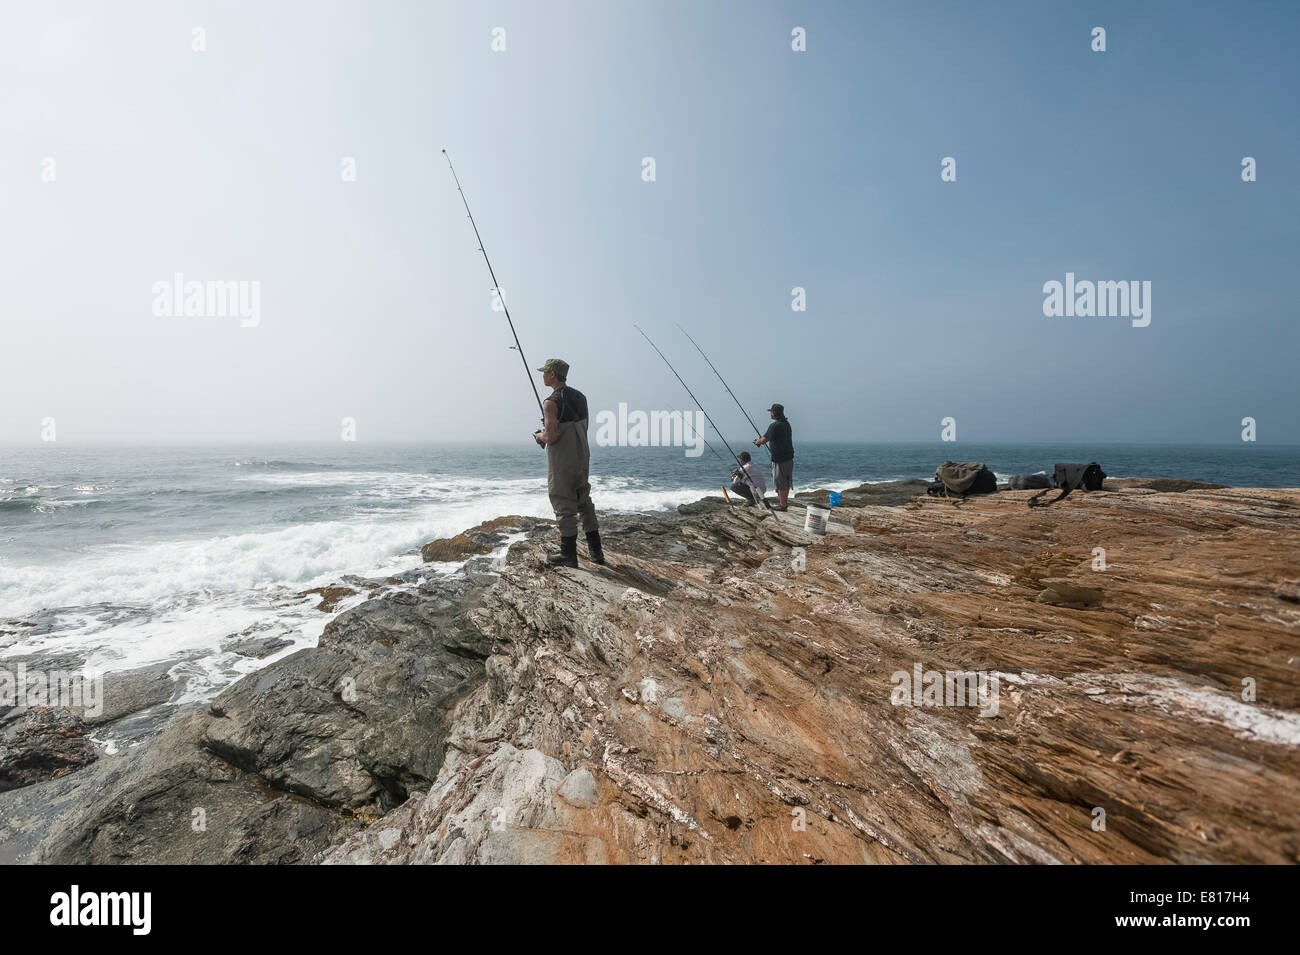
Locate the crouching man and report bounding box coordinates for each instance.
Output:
[730,451,767,505]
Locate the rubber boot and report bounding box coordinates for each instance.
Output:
[546,535,578,568]
[585,530,606,566]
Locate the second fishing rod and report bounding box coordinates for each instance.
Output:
[634,325,780,522]
[678,324,770,450]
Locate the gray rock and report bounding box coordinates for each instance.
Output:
[0,652,87,725]
[72,661,181,726]
[556,768,599,809]
[660,697,688,720]
[203,586,492,810]
[321,744,580,865]
[0,708,97,793]
[34,714,355,865]
[0,573,494,863]
[224,635,294,659]
[6,496,964,865]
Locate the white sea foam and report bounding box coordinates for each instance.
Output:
[0,473,707,707]
[0,475,695,615]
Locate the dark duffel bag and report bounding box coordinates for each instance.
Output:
[1030,462,1107,507]
[1008,473,1051,490]
[1054,462,1106,492]
[930,461,997,498]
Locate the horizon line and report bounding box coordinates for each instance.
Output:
[2,439,1297,449]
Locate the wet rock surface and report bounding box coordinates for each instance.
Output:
[4,484,1298,864]
[74,661,182,726]
[0,576,493,862]
[0,654,190,792]
[0,708,98,793]
[296,585,359,614]
[421,515,549,562]
[203,584,492,811]
[0,712,355,865]
[224,634,296,659]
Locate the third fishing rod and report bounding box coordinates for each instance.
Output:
[634,325,780,522]
[677,323,769,448]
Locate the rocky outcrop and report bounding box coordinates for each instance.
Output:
[225,634,295,659]
[5,483,1298,865]
[16,712,352,865]
[322,485,1300,864]
[0,708,97,793]
[322,744,608,864]
[296,585,359,614]
[74,661,182,726]
[0,576,493,863]
[203,586,492,811]
[421,515,548,562]
[0,656,186,794]
[796,479,931,507]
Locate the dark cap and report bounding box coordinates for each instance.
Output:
[537,358,569,379]
[769,403,785,417]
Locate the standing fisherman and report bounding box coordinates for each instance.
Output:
[754,403,794,510]
[533,359,604,567]
[441,153,605,560]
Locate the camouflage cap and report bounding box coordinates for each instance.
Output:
[537,358,569,379]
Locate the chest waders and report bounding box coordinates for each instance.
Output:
[545,406,604,567]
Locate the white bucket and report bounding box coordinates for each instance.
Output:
[804,504,830,536]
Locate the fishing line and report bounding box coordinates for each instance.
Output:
[442,150,544,417]
[635,325,780,522]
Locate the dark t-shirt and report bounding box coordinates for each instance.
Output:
[764,418,793,463]
[548,385,589,423]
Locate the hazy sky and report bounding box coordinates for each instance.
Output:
[2,0,1296,445]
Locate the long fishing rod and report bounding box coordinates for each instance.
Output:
[442,149,544,417]
[677,323,768,444]
[700,436,730,466]
[635,325,780,521]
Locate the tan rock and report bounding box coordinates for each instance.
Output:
[1036,578,1105,608]
[298,584,358,613]
[420,515,542,563]
[326,486,1300,865]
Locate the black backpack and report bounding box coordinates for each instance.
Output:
[1029,462,1107,507]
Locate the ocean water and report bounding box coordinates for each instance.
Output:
[1,441,1295,707]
